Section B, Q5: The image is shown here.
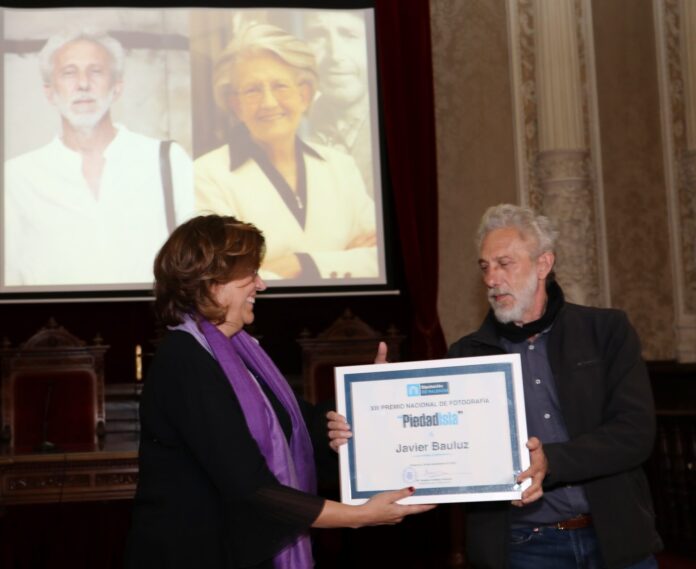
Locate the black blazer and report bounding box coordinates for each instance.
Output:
[125,331,324,569]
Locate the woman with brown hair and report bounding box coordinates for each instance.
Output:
[125,215,432,569]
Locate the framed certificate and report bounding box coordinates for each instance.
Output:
[334,354,530,505]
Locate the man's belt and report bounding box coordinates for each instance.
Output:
[548,514,593,531]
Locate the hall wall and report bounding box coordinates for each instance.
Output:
[432,0,679,361]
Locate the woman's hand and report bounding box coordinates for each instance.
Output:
[326,410,352,452]
[312,487,436,529]
[356,487,436,527]
[346,231,377,249]
[262,254,301,278]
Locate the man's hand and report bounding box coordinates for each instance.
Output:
[375,341,388,364]
[512,437,548,507]
[326,343,388,452]
[327,410,352,452]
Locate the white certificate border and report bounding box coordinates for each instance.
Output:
[335,354,529,505]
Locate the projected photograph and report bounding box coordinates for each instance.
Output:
[1,6,385,296]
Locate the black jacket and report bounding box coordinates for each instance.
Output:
[125,331,324,569]
[448,302,662,569]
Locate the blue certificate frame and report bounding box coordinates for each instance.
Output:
[335,354,530,505]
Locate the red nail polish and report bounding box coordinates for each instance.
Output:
[408,486,415,493]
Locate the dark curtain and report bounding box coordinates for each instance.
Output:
[374,0,447,359]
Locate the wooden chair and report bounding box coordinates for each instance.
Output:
[0,319,108,452]
[297,309,404,404]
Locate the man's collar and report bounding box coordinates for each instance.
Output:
[57,122,125,157]
[491,279,565,343]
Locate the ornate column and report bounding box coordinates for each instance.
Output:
[534,0,603,306]
[655,0,696,361]
[507,0,609,307]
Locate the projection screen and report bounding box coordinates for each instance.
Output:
[1,5,387,299]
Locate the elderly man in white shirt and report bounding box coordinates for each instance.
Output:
[4,29,193,287]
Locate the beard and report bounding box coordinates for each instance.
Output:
[488,268,540,324]
[54,88,115,132]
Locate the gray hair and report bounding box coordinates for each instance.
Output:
[39,29,125,85]
[212,23,318,112]
[476,204,558,257]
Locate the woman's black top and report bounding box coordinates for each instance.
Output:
[125,331,325,569]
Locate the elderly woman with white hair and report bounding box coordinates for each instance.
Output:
[194,23,378,284]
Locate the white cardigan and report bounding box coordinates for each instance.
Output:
[194,140,378,285]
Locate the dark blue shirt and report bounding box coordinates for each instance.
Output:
[501,329,590,525]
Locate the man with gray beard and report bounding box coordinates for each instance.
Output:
[4,29,193,287]
[447,204,661,569]
[327,203,661,567]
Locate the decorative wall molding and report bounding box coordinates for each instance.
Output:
[0,451,138,505]
[537,149,600,306]
[655,0,696,361]
[508,0,541,209]
[537,148,590,182]
[8,474,89,492]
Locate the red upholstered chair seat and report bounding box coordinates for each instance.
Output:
[1,319,108,453]
[12,371,97,450]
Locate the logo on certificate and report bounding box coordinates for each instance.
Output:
[403,467,417,483]
[407,384,421,397]
[406,382,450,397]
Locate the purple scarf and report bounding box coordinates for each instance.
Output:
[173,315,316,568]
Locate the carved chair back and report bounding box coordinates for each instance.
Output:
[0,320,108,452]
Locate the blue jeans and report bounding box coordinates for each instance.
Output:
[508,525,658,569]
